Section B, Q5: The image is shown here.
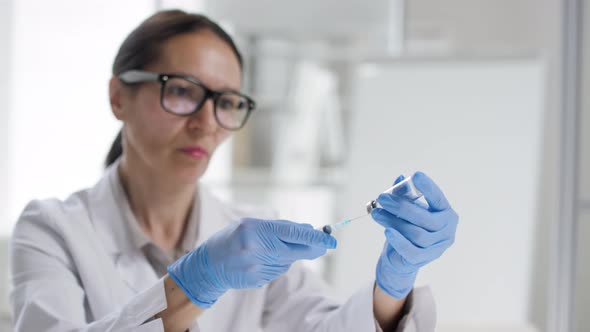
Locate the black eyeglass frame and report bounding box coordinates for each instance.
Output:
[118,69,256,130]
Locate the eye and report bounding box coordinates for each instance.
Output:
[218,97,235,109]
[167,85,190,97]
[218,94,249,111]
[237,100,248,109]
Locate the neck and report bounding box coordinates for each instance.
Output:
[118,154,196,251]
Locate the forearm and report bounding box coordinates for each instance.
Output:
[155,274,205,332]
[373,283,406,332]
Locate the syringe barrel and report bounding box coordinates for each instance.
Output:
[365,175,423,214]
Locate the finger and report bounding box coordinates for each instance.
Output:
[381,243,420,274]
[392,175,406,196]
[391,174,411,197]
[412,200,430,210]
[376,194,449,232]
[277,242,328,262]
[411,172,450,212]
[273,221,337,249]
[274,219,315,230]
[255,264,291,287]
[371,208,450,248]
[384,227,451,266]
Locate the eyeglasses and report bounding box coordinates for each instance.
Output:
[118,70,256,130]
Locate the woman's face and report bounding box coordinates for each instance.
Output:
[114,30,242,184]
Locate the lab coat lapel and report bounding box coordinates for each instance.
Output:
[83,164,138,316]
[114,250,160,294]
[87,163,135,256]
[86,163,157,304]
[87,168,238,309]
[112,185,233,296]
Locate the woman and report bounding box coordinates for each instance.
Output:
[10,10,458,332]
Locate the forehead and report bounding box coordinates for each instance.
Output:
[150,30,242,90]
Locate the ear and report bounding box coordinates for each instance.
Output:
[109,76,126,121]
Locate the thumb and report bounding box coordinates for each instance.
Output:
[411,171,450,212]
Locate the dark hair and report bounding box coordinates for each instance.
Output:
[105,10,243,168]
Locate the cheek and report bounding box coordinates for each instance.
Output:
[127,91,183,152]
[212,128,232,149]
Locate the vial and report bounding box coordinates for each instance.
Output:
[366,175,423,214]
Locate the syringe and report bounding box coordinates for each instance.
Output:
[322,175,423,235]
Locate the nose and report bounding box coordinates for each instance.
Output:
[188,97,218,132]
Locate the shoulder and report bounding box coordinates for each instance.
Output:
[10,190,95,274]
[12,189,92,246]
[13,164,120,244]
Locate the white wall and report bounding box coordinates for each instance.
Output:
[3,1,156,236]
[330,59,544,329]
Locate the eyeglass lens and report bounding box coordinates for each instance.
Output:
[162,77,250,129]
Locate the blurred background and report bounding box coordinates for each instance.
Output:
[0,0,589,331]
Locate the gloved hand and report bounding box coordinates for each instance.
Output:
[371,171,458,299]
[168,218,337,308]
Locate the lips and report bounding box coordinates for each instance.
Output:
[179,146,209,159]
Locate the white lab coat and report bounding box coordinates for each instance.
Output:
[10,163,436,331]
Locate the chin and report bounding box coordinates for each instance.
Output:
[170,160,208,185]
[166,150,212,183]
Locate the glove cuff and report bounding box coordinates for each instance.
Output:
[167,243,227,308]
[375,257,417,299]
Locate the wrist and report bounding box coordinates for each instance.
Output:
[157,275,207,331]
[373,283,407,331]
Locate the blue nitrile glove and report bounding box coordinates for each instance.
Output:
[167,218,337,308]
[371,171,458,299]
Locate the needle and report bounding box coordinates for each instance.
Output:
[320,175,424,235]
[322,213,368,234]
